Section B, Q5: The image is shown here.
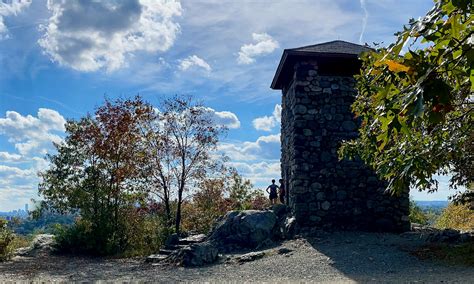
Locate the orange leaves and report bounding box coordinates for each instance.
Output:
[385,60,411,73]
[374,59,412,74]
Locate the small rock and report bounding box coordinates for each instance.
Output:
[277,247,293,254]
[311,182,322,190]
[284,216,298,239]
[146,254,169,263]
[167,241,218,267]
[237,251,265,263]
[294,105,307,114]
[321,201,331,210]
[180,234,207,244]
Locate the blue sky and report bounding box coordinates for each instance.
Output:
[0,0,458,211]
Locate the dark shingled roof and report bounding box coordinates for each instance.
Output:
[271,40,372,90]
[288,40,371,55]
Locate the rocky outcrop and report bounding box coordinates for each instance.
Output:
[147,234,216,267]
[166,241,218,267]
[209,210,277,251]
[426,229,474,243]
[15,234,56,257]
[147,206,295,266]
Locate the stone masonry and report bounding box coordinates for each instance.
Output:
[271,41,410,232]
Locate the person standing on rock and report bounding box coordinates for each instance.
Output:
[266,179,279,205]
[278,179,286,204]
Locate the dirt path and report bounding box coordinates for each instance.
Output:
[1,232,473,283]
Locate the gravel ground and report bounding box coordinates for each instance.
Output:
[1,231,473,283]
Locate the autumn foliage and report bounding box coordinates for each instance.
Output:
[38,96,264,255]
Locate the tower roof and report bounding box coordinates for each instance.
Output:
[271,40,372,90]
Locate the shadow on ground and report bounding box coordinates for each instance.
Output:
[305,231,473,282]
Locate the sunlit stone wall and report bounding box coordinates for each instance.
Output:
[280,60,410,232]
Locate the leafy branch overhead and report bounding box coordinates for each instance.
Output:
[340,0,473,195]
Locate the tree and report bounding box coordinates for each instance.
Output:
[39,97,152,254]
[340,0,472,195]
[182,177,229,233]
[226,169,254,210]
[181,169,267,233]
[140,96,227,234]
[435,202,474,230]
[224,169,267,210]
[409,200,429,225]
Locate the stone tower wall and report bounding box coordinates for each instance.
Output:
[281,60,410,232]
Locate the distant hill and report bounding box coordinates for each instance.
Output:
[415,200,449,209]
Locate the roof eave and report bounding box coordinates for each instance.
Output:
[270,50,361,90]
[270,50,289,90]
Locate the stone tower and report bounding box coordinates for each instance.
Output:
[271,40,410,232]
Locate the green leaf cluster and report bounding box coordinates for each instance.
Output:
[340,0,473,195]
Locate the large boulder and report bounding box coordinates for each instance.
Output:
[15,234,56,257]
[210,210,277,251]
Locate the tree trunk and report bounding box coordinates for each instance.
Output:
[164,195,172,227]
[175,189,183,234]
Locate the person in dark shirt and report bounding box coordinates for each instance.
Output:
[266,179,279,205]
[278,179,286,204]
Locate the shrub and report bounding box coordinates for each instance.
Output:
[0,219,14,261]
[182,179,229,234]
[248,190,268,210]
[182,172,272,234]
[409,200,428,225]
[435,203,474,231]
[54,208,166,256]
[121,210,166,257]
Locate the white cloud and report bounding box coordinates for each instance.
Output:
[229,161,280,188]
[0,163,39,211]
[237,32,279,64]
[178,55,212,72]
[202,107,240,129]
[0,185,36,211]
[0,165,36,185]
[0,0,31,40]
[0,151,22,162]
[39,0,182,72]
[252,116,275,132]
[252,104,281,131]
[219,133,280,162]
[272,104,282,121]
[219,134,282,188]
[0,108,66,211]
[242,134,280,160]
[0,108,66,156]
